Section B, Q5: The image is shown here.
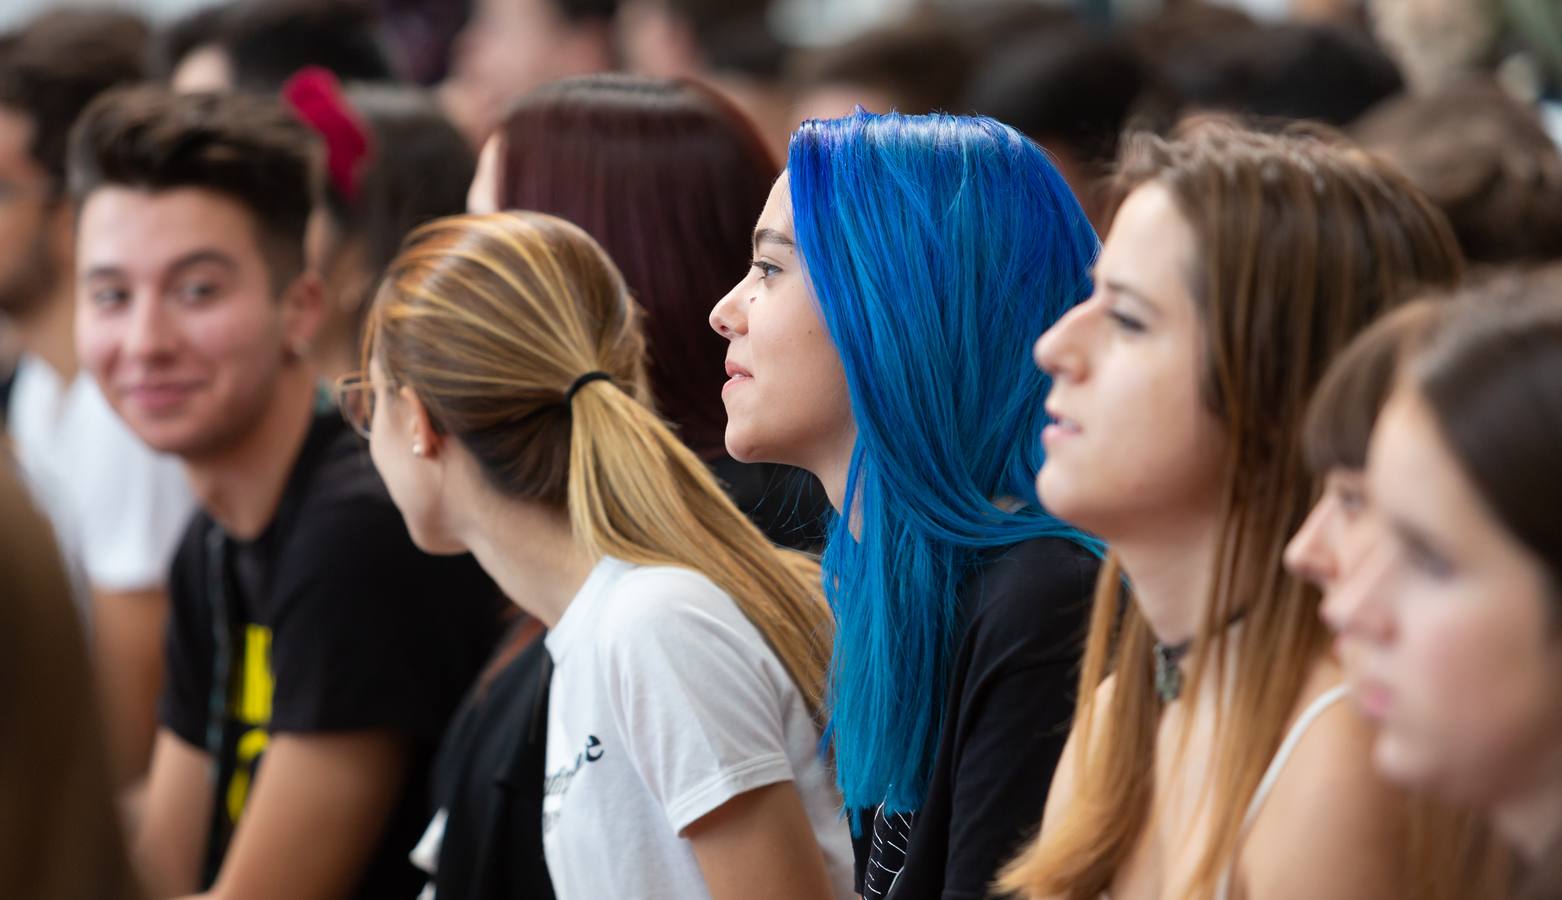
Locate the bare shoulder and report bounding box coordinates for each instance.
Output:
[1238,664,1409,899]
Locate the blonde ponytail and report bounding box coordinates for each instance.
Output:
[369,211,832,717]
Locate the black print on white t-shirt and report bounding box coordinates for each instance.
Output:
[542,735,604,835]
[863,805,914,900]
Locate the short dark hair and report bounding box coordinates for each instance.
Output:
[550,0,620,23]
[68,86,319,291]
[161,0,396,94]
[1153,22,1403,127]
[0,10,149,192]
[966,29,1178,176]
[1353,77,1562,267]
[791,13,974,115]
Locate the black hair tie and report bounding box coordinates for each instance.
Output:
[565,371,613,404]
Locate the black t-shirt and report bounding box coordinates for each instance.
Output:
[851,536,1098,900]
[428,618,556,900]
[159,413,506,898]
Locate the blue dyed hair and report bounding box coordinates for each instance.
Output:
[788,111,1099,815]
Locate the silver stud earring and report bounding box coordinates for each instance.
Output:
[412,442,425,457]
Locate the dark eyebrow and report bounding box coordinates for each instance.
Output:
[168,249,239,274]
[83,249,239,283]
[752,227,795,253]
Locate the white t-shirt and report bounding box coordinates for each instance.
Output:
[541,556,856,900]
[7,355,193,611]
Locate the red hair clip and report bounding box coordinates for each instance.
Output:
[282,66,373,204]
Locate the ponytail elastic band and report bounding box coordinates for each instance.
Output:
[565,371,613,404]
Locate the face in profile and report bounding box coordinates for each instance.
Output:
[1287,468,1378,595]
[1032,181,1225,541]
[0,106,65,318]
[1330,385,1562,809]
[363,356,466,556]
[708,173,852,487]
[75,186,308,461]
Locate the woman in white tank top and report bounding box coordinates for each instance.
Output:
[997,121,1470,900]
[1328,282,1562,900]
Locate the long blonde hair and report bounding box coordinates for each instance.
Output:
[999,121,1468,899]
[365,211,833,715]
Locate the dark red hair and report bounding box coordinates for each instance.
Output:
[489,74,777,460]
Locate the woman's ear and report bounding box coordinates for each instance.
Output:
[399,384,443,458]
[280,270,326,361]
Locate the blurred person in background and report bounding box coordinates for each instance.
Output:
[616,0,796,163]
[1353,76,1562,270]
[69,86,504,900]
[1150,20,1403,127]
[161,0,396,95]
[439,0,618,147]
[1326,273,1562,899]
[788,11,974,122]
[469,73,829,551]
[0,9,196,790]
[965,27,1178,231]
[0,452,144,900]
[283,69,476,383]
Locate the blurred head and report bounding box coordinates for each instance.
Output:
[471,74,775,460]
[1333,278,1562,839]
[712,111,1098,813]
[0,455,140,900]
[449,0,617,133]
[307,82,475,380]
[1354,77,1562,268]
[1156,22,1403,127]
[964,29,1178,230]
[167,0,396,95]
[0,10,147,319]
[1009,120,1462,898]
[69,87,321,461]
[363,210,832,712]
[1287,300,1448,605]
[789,14,974,121]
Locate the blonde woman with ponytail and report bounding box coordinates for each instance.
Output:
[353,210,852,899]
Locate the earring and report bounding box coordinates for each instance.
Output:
[412,442,425,457]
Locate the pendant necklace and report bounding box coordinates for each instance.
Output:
[1153,609,1248,703]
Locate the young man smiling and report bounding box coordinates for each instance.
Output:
[69,86,504,900]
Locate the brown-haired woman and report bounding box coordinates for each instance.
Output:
[1326,274,1562,900]
[1286,298,1516,895]
[352,211,853,898]
[998,121,1466,899]
[0,452,142,900]
[467,73,829,551]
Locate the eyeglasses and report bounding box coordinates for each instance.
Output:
[334,372,375,440]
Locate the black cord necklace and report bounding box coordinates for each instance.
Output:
[1153,608,1248,703]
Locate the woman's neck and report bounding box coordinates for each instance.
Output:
[457,495,600,628]
[1111,513,1223,647]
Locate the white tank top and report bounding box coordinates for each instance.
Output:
[1101,683,1351,900]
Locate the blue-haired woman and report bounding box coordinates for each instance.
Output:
[710,111,1100,900]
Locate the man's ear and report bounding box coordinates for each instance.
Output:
[398,384,443,457]
[280,269,325,361]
